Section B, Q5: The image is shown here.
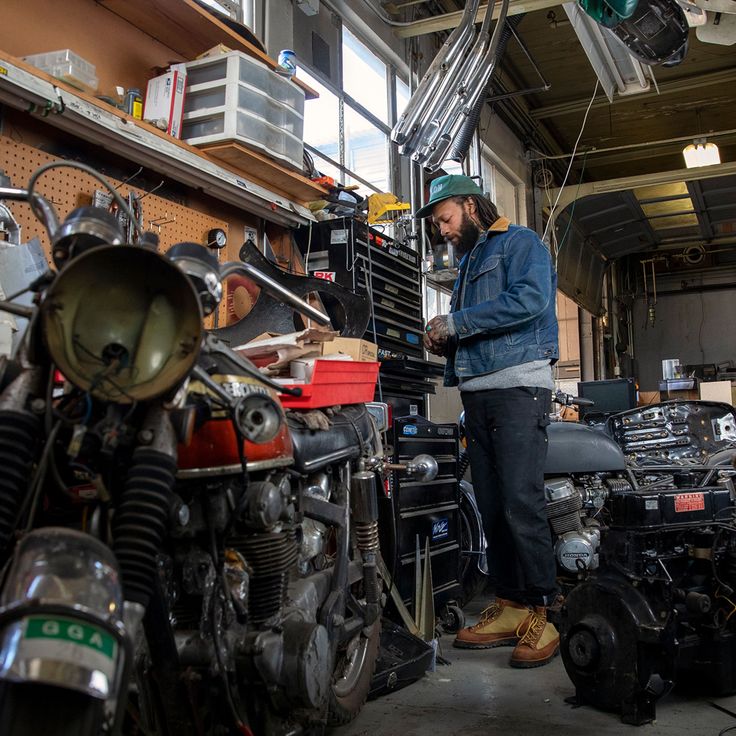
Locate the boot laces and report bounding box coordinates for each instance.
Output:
[472,601,502,629]
[516,611,546,646]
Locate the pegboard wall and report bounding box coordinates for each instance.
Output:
[0,137,229,262]
[0,136,231,326]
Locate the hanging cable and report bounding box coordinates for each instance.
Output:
[541,79,599,245]
[554,151,588,271]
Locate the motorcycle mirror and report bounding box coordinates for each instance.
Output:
[51,206,125,269]
[167,242,224,316]
[405,454,439,482]
[234,393,283,444]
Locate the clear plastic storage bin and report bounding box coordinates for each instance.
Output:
[183,52,305,170]
[185,52,304,114]
[23,49,98,92]
[181,109,304,170]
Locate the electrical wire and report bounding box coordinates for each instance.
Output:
[541,79,599,245]
[27,160,145,239]
[554,151,588,271]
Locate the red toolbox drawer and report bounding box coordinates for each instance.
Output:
[279,360,379,409]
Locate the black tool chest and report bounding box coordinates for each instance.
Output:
[380,417,462,614]
[293,218,441,415]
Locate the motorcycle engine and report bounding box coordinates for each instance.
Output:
[545,477,605,572]
[560,481,736,725]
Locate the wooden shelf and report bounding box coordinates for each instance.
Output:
[97,0,318,99]
[0,51,313,226]
[201,141,328,205]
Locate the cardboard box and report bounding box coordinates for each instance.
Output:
[699,380,733,404]
[638,391,660,406]
[319,337,377,362]
[143,64,187,138]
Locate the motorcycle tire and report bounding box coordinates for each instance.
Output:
[327,619,380,726]
[457,493,487,608]
[0,682,105,736]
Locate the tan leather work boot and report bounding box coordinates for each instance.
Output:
[453,598,531,649]
[509,606,560,668]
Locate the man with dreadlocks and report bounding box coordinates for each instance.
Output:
[418,174,560,668]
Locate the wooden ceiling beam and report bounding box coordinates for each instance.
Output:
[530,67,736,120]
[392,0,561,37]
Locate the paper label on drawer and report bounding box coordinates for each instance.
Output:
[330,229,348,244]
[674,493,705,513]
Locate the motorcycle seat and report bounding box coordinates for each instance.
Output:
[287,404,375,474]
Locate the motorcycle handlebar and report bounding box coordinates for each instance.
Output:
[552,390,595,408]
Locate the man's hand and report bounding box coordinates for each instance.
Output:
[423,315,450,356]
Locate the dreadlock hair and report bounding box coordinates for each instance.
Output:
[451,195,500,229]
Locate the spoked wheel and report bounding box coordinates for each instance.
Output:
[457,492,487,608]
[327,620,381,726]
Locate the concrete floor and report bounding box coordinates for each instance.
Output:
[334,597,736,736]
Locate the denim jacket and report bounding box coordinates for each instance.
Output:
[444,217,559,387]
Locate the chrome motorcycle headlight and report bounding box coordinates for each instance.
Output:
[0,528,124,699]
[41,245,203,403]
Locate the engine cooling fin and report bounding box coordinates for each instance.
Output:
[230,530,297,625]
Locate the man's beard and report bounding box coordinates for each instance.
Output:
[453,212,480,257]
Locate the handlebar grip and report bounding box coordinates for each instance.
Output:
[572,397,596,407]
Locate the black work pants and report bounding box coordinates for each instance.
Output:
[461,386,557,607]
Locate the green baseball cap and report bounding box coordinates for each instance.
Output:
[415,174,483,218]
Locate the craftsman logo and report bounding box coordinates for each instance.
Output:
[402,424,418,435]
[432,518,449,541]
[312,271,336,282]
[674,493,705,513]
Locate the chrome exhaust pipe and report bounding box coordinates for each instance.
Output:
[392,0,480,150]
[423,0,510,171]
[413,0,497,166]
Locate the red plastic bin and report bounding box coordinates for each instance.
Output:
[279,360,380,409]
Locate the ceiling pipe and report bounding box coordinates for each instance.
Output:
[529,127,736,162]
[391,0,562,37]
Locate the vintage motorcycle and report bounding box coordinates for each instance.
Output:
[455,390,629,601]
[457,391,736,600]
[0,163,426,736]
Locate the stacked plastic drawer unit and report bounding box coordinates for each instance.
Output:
[183,52,305,170]
[382,417,461,614]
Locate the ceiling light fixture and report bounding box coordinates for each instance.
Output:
[682,139,721,168]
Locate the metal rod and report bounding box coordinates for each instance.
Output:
[0,301,34,318]
[219,261,330,326]
[507,23,550,90]
[487,85,550,103]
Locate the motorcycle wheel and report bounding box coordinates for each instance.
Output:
[0,682,105,735]
[457,493,487,607]
[327,619,380,726]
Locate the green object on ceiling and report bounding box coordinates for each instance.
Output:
[578,0,639,28]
